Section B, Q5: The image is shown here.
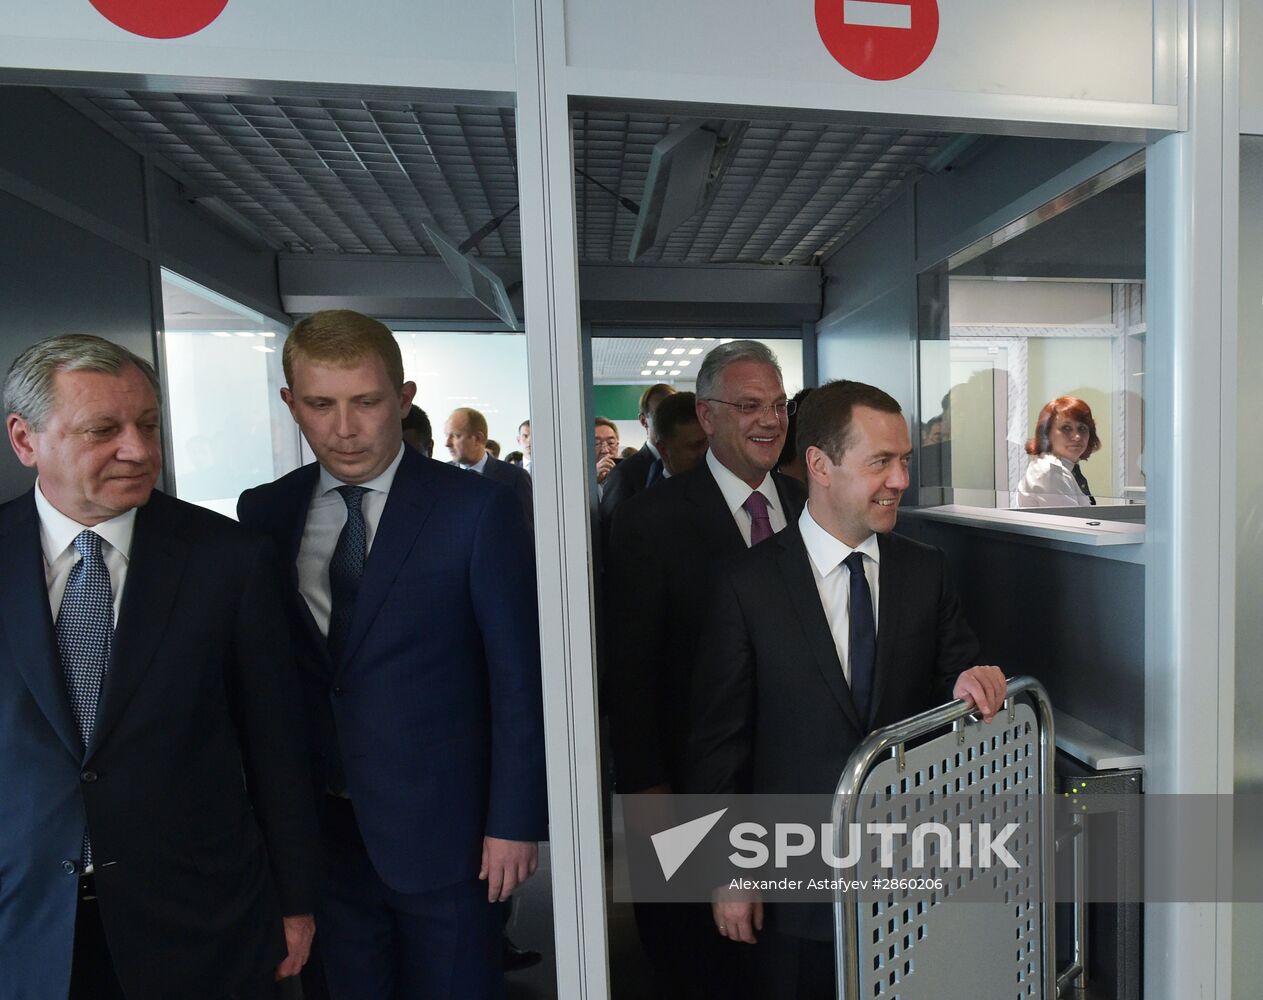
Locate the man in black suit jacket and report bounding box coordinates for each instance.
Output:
[686,380,1006,998]
[445,405,534,527]
[0,335,319,1000]
[604,343,805,997]
[597,381,676,523]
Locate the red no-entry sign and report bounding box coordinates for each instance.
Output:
[816,0,940,81]
[89,0,229,39]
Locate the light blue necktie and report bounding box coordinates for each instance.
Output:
[55,530,114,868]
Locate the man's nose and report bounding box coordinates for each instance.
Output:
[890,462,910,490]
[115,424,151,460]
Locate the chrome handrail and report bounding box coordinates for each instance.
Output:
[831,675,1057,1000]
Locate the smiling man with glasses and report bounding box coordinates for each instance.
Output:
[603,340,806,998]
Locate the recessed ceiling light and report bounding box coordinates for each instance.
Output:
[653,348,668,355]
[645,360,660,367]
[210,331,231,338]
[688,348,703,355]
[655,369,668,376]
[252,345,275,353]
[234,331,255,338]
[664,337,676,341]
[683,337,695,341]
[677,360,690,367]
[671,348,685,355]
[669,370,681,376]
[641,369,652,376]
[259,330,276,338]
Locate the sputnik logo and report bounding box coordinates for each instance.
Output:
[651,808,728,881]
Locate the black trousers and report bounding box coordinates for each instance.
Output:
[70,878,125,1000]
[756,929,837,1000]
[69,874,285,1000]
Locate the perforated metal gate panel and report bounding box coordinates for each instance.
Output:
[849,701,1045,1000]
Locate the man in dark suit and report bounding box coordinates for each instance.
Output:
[604,342,806,997]
[0,335,319,1000]
[686,380,1006,998]
[597,381,676,523]
[238,311,546,1000]
[444,406,534,527]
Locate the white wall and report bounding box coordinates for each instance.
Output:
[949,279,1113,327]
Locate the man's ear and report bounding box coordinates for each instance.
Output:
[695,398,716,437]
[6,414,38,468]
[280,387,299,421]
[803,445,832,489]
[399,381,417,414]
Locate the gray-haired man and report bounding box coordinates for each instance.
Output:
[602,341,807,997]
[0,335,318,1000]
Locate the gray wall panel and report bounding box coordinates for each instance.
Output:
[152,169,285,319]
[0,88,146,241]
[916,522,1145,750]
[816,192,916,410]
[914,139,1108,264]
[0,191,153,502]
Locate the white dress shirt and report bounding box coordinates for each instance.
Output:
[297,445,405,636]
[706,449,787,547]
[459,451,490,474]
[1015,453,1092,508]
[799,503,881,684]
[34,480,135,623]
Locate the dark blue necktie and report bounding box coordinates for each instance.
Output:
[645,457,664,488]
[56,530,114,868]
[844,551,876,727]
[327,486,368,662]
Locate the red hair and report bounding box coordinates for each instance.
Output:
[1026,396,1101,458]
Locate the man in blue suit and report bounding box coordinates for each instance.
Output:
[0,335,319,1000]
[443,406,534,528]
[238,310,547,1000]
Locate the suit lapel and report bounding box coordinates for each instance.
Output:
[278,466,329,670]
[869,532,903,726]
[775,528,864,734]
[0,492,81,759]
[336,449,437,673]
[772,471,805,522]
[684,464,747,560]
[91,493,187,758]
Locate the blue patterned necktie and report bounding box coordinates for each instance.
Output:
[844,551,876,728]
[55,529,114,868]
[327,486,368,661]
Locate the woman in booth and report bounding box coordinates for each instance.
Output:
[1016,395,1100,507]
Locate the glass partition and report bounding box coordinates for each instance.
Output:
[916,157,1146,515]
[160,270,298,516]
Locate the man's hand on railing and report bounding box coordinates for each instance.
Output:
[712,884,763,944]
[952,666,1007,723]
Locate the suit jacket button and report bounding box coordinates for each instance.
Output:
[61,860,77,875]
[81,770,98,783]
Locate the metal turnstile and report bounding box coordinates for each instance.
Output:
[832,676,1057,1000]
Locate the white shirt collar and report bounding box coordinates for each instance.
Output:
[460,451,490,474]
[798,501,881,577]
[33,478,137,563]
[706,449,780,518]
[317,444,405,498]
[646,439,661,460]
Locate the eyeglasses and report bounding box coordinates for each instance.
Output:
[702,398,796,419]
